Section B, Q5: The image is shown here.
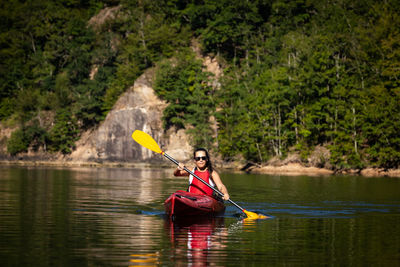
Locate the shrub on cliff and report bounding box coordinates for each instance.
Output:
[7,123,48,155]
[48,110,79,154]
[7,129,29,156]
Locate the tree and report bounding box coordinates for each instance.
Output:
[49,109,79,154]
[154,50,216,148]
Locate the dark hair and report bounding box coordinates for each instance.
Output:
[193,148,213,173]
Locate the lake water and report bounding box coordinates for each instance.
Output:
[0,166,399,266]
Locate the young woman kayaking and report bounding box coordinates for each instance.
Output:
[174,148,230,201]
[133,130,267,219]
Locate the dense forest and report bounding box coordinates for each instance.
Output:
[1,0,399,169]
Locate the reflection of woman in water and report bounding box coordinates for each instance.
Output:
[187,222,212,265]
[168,217,227,266]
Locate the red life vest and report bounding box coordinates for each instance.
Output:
[188,168,214,196]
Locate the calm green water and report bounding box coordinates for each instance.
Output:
[0,166,400,266]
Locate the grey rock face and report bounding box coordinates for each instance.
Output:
[70,69,192,163]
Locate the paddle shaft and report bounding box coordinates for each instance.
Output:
[163,152,246,212]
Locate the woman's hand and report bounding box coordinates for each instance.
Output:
[177,162,185,171]
[174,162,188,176]
[222,193,230,201]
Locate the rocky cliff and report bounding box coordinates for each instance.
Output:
[0,42,221,165]
[69,68,192,163]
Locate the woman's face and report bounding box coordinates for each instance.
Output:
[194,151,207,169]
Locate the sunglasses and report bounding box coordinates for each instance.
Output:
[195,156,207,161]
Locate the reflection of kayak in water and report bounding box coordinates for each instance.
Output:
[164,190,225,217]
[167,214,225,229]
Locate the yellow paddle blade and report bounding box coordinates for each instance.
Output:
[243,209,269,220]
[132,130,163,154]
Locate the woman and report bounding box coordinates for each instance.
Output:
[174,148,230,201]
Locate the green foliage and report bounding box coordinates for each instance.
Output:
[101,0,191,114]
[26,123,49,151]
[7,123,48,155]
[7,129,30,156]
[74,65,115,127]
[1,0,400,169]
[0,98,14,119]
[49,109,79,154]
[209,0,400,169]
[154,50,215,148]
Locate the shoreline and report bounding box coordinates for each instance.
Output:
[247,163,334,176]
[1,159,399,177]
[247,163,400,177]
[0,159,156,169]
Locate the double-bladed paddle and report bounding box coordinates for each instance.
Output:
[132,130,268,220]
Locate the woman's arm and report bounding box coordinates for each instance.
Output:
[173,162,190,176]
[211,171,230,200]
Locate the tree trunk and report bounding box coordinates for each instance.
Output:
[352,106,358,154]
[139,18,147,66]
[256,143,263,163]
[277,105,282,157]
[294,109,298,144]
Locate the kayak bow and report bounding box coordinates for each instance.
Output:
[164,190,225,217]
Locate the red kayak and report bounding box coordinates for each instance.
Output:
[164,190,225,217]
